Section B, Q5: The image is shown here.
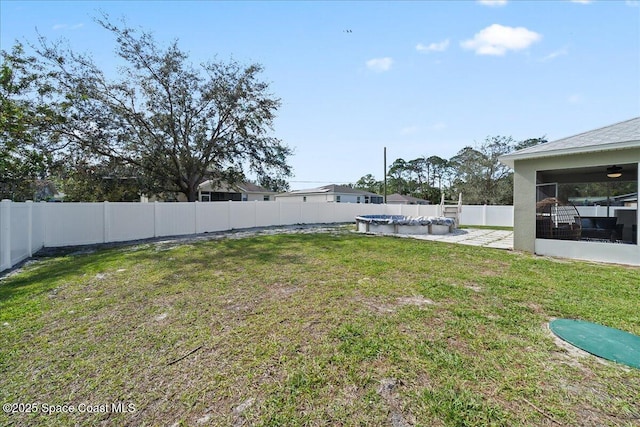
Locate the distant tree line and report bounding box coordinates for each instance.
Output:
[351,136,547,205]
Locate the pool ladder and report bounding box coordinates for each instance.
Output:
[440,193,462,228]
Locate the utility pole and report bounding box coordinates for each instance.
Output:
[383,147,387,204]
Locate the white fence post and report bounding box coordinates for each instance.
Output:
[154,201,160,238]
[483,204,487,226]
[103,201,110,243]
[1,199,11,271]
[41,201,47,248]
[26,201,33,257]
[193,201,198,234]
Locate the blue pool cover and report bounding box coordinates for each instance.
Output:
[355,215,454,226]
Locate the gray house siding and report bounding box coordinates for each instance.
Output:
[512,160,538,253]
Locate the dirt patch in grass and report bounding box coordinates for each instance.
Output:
[269,282,301,298]
[464,283,483,292]
[356,295,436,315]
[377,378,416,427]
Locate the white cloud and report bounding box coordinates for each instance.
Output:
[569,0,593,4]
[430,122,446,131]
[478,0,508,6]
[366,57,393,72]
[626,1,639,7]
[541,47,568,62]
[460,24,542,56]
[416,39,450,53]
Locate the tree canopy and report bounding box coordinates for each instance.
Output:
[0,44,62,201]
[27,16,292,202]
[449,136,517,205]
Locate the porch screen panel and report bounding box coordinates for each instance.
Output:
[536,183,557,239]
[536,183,557,203]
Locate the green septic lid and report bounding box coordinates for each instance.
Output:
[550,319,640,369]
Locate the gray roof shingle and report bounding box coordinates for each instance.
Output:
[386,193,430,204]
[500,117,640,165]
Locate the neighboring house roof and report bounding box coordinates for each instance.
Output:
[280,184,382,197]
[386,193,430,204]
[237,182,275,193]
[198,180,275,194]
[500,117,640,167]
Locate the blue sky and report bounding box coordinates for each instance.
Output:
[1,0,639,189]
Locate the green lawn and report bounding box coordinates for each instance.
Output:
[1,228,639,426]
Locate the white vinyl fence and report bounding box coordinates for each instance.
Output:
[575,205,631,217]
[0,200,514,272]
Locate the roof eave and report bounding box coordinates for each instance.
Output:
[499,140,640,168]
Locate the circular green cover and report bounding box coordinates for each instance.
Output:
[550,319,640,369]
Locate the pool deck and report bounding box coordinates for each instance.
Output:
[381,228,514,250]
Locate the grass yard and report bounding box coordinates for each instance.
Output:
[1,227,639,426]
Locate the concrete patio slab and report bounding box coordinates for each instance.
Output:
[383,228,514,250]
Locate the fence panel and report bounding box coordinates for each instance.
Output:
[10,203,29,266]
[399,204,420,217]
[31,203,45,253]
[459,205,514,226]
[109,203,155,242]
[335,203,355,221]
[316,203,336,223]
[459,205,482,225]
[229,202,258,229]
[1,201,45,271]
[45,203,105,247]
[419,205,440,217]
[255,201,281,227]
[383,204,403,216]
[332,203,358,222]
[197,202,230,233]
[280,202,303,225]
[575,206,624,217]
[156,203,197,237]
[1,201,13,270]
[0,202,6,270]
[300,203,321,224]
[576,206,600,217]
[484,206,514,226]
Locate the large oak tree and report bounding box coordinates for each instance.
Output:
[36,17,292,201]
